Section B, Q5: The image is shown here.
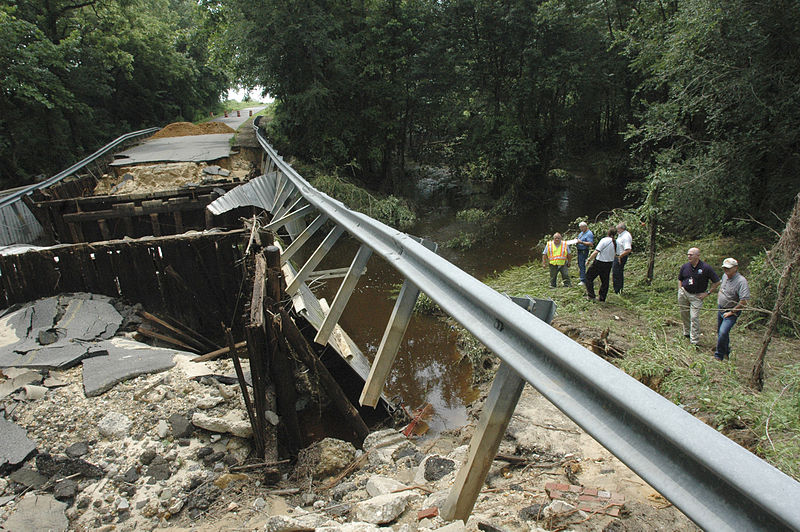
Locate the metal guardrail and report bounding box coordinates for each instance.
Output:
[0,127,160,210]
[0,127,159,246]
[208,127,800,531]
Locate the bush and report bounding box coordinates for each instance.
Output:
[311,174,416,231]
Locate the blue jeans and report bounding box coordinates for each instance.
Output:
[715,311,739,359]
[577,249,589,282]
[613,255,628,294]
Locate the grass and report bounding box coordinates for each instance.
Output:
[476,234,800,480]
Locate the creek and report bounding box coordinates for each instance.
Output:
[310,170,625,434]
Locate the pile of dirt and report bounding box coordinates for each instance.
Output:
[151,122,235,139]
[93,162,212,195]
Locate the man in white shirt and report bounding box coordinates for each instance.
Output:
[613,222,632,294]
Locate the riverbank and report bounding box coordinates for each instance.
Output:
[481,234,800,481]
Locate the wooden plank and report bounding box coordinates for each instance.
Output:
[359,279,420,407]
[173,210,183,234]
[136,327,199,353]
[191,341,247,363]
[281,308,370,443]
[150,213,161,236]
[97,219,111,240]
[285,224,345,294]
[315,245,372,345]
[441,298,556,522]
[250,254,267,326]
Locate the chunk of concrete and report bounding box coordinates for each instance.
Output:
[0,416,36,472]
[192,411,252,438]
[354,492,413,524]
[2,493,68,532]
[82,338,178,397]
[0,370,42,399]
[366,475,408,497]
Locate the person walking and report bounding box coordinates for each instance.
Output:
[613,222,632,294]
[584,227,616,302]
[714,258,750,361]
[678,247,721,345]
[576,222,594,286]
[542,232,571,288]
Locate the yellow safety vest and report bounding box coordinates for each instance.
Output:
[546,241,568,265]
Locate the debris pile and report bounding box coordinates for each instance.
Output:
[0,297,695,531]
[150,122,235,139]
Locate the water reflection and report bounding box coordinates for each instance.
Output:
[308,169,623,433]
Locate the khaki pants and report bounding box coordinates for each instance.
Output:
[678,287,704,343]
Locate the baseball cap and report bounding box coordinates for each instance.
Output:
[722,257,738,269]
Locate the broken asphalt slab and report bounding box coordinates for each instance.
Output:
[82,338,181,397]
[109,134,235,166]
[0,296,122,370]
[0,416,37,473]
[1,493,68,532]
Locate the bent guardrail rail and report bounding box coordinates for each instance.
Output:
[0,127,160,245]
[208,126,800,531]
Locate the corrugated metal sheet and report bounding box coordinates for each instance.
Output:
[0,202,44,246]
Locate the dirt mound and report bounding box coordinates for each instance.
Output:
[151,121,235,139]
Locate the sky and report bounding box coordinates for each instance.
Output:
[226,87,273,103]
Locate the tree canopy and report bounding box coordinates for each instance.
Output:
[0,0,227,187]
[214,0,800,230]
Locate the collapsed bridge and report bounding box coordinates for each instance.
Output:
[0,120,799,530]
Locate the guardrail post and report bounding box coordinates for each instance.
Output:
[359,279,421,406]
[285,225,345,294]
[315,244,373,345]
[441,297,555,522]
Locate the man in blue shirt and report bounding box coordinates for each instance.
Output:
[678,247,721,345]
[576,222,594,285]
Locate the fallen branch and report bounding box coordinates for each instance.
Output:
[229,459,291,472]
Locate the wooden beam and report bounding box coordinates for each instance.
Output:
[285,224,345,294]
[441,298,556,522]
[250,254,267,326]
[281,309,370,443]
[315,245,372,345]
[191,341,247,363]
[136,327,199,353]
[440,361,526,521]
[359,279,420,407]
[281,214,327,265]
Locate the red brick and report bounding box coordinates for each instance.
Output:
[583,487,598,496]
[417,507,439,520]
[578,503,594,512]
[554,483,570,491]
[545,482,558,491]
[579,495,599,502]
[568,484,583,493]
[548,490,564,499]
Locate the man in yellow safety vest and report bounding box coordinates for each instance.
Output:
[542,232,572,288]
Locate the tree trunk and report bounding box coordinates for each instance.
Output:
[645,187,659,285]
[750,255,799,391]
[750,192,800,391]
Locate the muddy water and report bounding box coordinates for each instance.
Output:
[312,173,623,433]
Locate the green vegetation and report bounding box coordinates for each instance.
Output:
[445,208,496,250]
[211,0,800,238]
[310,174,416,231]
[482,231,800,480]
[0,0,227,187]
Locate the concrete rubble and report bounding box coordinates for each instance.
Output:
[0,296,696,532]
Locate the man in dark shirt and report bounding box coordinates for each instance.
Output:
[678,247,721,345]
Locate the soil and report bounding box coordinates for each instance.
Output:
[150,122,235,139]
[92,156,255,196]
